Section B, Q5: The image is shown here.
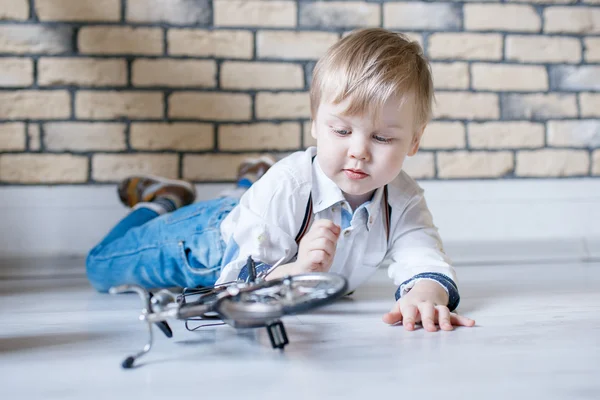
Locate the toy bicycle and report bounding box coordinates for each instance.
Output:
[110,256,348,369]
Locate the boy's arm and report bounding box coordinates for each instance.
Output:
[385,190,460,311]
[216,165,311,285]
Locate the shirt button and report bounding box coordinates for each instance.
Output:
[369,216,374,224]
[343,230,351,237]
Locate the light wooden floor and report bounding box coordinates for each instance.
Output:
[1,258,599,400]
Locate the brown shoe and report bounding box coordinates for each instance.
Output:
[237,155,278,183]
[117,175,196,209]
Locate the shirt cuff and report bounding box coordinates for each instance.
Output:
[394,272,460,312]
[237,262,272,282]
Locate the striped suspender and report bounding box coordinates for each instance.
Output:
[294,193,313,245]
[383,185,391,243]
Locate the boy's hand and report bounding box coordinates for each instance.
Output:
[296,219,341,273]
[382,280,475,332]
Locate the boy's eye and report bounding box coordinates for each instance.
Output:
[373,135,392,144]
[332,128,350,136]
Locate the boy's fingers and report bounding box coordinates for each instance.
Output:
[401,304,418,331]
[450,313,476,327]
[314,228,340,244]
[436,305,453,331]
[313,219,340,232]
[382,303,402,325]
[417,303,437,332]
[307,238,336,256]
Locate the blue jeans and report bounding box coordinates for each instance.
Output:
[86,197,239,292]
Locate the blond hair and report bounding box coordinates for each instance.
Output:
[310,28,434,131]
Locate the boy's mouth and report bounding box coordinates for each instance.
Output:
[343,169,369,180]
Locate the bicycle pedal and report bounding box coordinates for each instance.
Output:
[266,321,289,350]
[155,321,173,338]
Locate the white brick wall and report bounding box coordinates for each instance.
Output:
[0,0,598,183]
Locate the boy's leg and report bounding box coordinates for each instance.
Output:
[96,175,196,248]
[88,156,277,293]
[87,175,198,291]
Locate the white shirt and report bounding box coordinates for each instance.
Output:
[216,147,457,295]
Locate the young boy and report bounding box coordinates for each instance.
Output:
[87,28,475,332]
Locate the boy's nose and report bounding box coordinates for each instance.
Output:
[348,139,369,161]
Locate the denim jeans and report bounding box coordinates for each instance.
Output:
[86,197,239,292]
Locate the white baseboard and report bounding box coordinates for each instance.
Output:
[1,179,599,263]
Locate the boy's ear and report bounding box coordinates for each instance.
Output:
[310,120,317,139]
[408,125,426,156]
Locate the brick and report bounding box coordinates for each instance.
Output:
[0,90,70,119]
[132,59,216,87]
[214,0,296,28]
[79,27,163,55]
[584,38,600,62]
[547,120,600,148]
[501,94,577,120]
[184,153,264,181]
[545,7,600,34]
[256,92,310,119]
[219,122,300,151]
[428,33,502,60]
[581,93,600,117]
[93,154,179,182]
[0,154,88,183]
[303,121,316,148]
[384,3,460,30]
[594,151,600,175]
[0,0,28,19]
[221,62,303,90]
[402,152,435,179]
[44,122,126,151]
[127,0,210,25]
[35,0,120,21]
[0,25,72,54]
[27,123,40,151]
[550,66,600,91]
[0,58,32,86]
[468,122,544,149]
[299,1,379,28]
[257,31,339,60]
[434,93,499,120]
[76,91,163,119]
[168,29,252,59]
[516,150,589,177]
[38,58,127,87]
[431,62,469,90]
[472,64,548,91]
[438,151,514,178]
[130,123,214,151]
[0,123,25,150]
[169,93,251,121]
[420,122,466,149]
[506,36,581,63]
[465,5,541,32]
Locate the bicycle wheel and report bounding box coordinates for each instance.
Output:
[215,273,347,328]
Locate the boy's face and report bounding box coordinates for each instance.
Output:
[311,93,423,207]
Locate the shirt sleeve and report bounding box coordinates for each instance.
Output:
[385,189,460,310]
[215,165,310,285]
